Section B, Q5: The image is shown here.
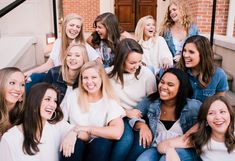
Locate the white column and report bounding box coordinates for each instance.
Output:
[226,0,235,37]
[100,0,114,14]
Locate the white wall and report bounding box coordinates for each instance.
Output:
[0,0,55,65]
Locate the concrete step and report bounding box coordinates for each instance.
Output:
[225,90,235,109]
[214,53,222,67]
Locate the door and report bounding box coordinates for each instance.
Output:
[115,0,157,32]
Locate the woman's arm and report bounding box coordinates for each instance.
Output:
[75,117,124,140]
[134,122,152,148]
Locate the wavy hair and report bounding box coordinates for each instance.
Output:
[176,35,215,88]
[22,83,63,155]
[190,95,235,154]
[159,0,193,35]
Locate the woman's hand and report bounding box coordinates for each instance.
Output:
[137,122,152,148]
[161,57,173,70]
[60,130,77,157]
[125,109,142,119]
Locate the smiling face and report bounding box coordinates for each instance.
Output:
[169,4,182,23]
[207,100,231,140]
[65,18,82,40]
[182,43,200,69]
[143,18,155,40]
[5,71,25,110]
[158,73,180,102]
[40,89,57,123]
[66,46,85,70]
[82,68,102,96]
[95,21,107,39]
[124,52,142,74]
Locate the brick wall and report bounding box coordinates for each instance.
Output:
[184,0,229,35]
[62,0,100,32]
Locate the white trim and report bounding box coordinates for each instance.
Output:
[226,0,235,37]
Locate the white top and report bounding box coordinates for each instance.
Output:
[201,138,235,161]
[0,121,73,161]
[60,85,73,109]
[63,89,126,126]
[173,38,184,56]
[155,119,183,145]
[141,36,173,74]
[107,66,157,109]
[49,39,100,66]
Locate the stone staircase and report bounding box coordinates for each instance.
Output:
[214,53,235,108]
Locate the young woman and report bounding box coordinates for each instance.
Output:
[177,35,228,102]
[0,67,25,137]
[107,38,156,161]
[135,15,173,74]
[87,12,128,67]
[190,95,235,161]
[24,13,100,91]
[0,83,78,161]
[135,68,202,161]
[60,61,125,161]
[43,43,88,107]
[159,0,198,62]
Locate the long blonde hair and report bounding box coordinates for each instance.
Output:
[78,61,117,112]
[159,0,193,35]
[61,44,89,84]
[0,67,25,135]
[60,13,85,63]
[135,15,157,45]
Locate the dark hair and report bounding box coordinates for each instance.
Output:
[22,82,63,155]
[149,68,193,119]
[177,35,215,88]
[91,12,120,52]
[108,38,143,87]
[190,95,235,154]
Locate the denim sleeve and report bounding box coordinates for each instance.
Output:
[129,118,146,129]
[216,68,229,92]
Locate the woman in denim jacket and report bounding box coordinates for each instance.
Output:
[177,35,228,102]
[159,0,198,63]
[132,68,202,161]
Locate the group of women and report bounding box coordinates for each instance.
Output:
[0,0,234,161]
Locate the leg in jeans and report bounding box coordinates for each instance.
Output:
[25,73,46,94]
[109,118,134,161]
[85,138,113,161]
[60,139,85,161]
[136,147,161,161]
[125,131,145,161]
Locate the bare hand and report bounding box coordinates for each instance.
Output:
[60,130,77,157]
[138,123,152,148]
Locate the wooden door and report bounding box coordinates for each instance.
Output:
[115,0,157,32]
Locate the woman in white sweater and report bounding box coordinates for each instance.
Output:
[108,38,156,161]
[135,15,173,75]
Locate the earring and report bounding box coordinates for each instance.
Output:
[48,112,57,121]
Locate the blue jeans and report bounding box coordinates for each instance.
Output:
[109,118,134,161]
[136,147,200,161]
[60,137,112,161]
[25,73,46,94]
[125,131,145,161]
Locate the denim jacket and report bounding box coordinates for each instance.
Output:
[43,66,78,102]
[162,23,198,57]
[187,67,229,102]
[143,98,201,147]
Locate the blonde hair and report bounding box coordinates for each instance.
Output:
[60,13,85,63]
[61,44,89,83]
[0,67,25,135]
[159,0,193,35]
[78,61,117,112]
[135,15,157,45]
